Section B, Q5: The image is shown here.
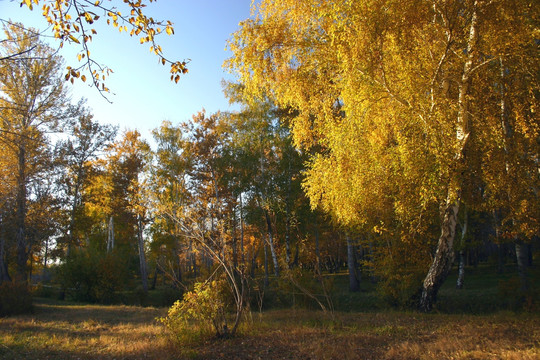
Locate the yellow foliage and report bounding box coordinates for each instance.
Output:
[226,0,539,239]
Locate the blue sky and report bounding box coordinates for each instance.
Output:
[0,0,253,144]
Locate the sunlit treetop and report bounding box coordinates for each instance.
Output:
[16,0,189,99]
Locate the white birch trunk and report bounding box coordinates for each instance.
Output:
[420,1,479,311]
[107,216,114,252]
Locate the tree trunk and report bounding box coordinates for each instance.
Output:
[420,200,459,311]
[151,266,158,290]
[293,240,299,267]
[264,243,269,287]
[176,255,183,284]
[284,160,292,266]
[515,242,529,291]
[250,242,257,279]
[493,210,505,274]
[107,216,114,252]
[0,219,10,283]
[16,144,28,282]
[285,207,291,266]
[498,56,532,291]
[43,237,49,270]
[456,206,468,289]
[346,235,360,292]
[239,193,245,266]
[188,239,197,277]
[420,1,479,312]
[456,251,466,289]
[66,174,82,258]
[264,209,279,277]
[232,209,238,270]
[137,215,148,292]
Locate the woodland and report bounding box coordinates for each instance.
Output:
[0,0,539,358]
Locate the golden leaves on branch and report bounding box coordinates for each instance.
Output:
[20,0,38,10]
[19,0,188,98]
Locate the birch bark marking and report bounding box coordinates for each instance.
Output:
[420,2,479,312]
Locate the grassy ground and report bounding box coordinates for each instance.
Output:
[1,264,538,359]
[0,298,539,359]
[0,298,174,360]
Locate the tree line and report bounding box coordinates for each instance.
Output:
[1,0,538,318]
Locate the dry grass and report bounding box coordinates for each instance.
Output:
[0,299,177,359]
[0,300,539,359]
[193,310,540,360]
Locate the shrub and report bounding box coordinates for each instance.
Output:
[57,248,130,303]
[0,281,33,316]
[32,283,62,299]
[159,279,230,345]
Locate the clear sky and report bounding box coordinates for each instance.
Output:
[0,0,254,144]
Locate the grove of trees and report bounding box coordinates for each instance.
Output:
[0,0,538,324]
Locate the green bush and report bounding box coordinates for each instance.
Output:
[31,283,62,300]
[0,281,33,316]
[57,248,130,303]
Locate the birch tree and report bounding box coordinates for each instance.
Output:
[227,0,539,311]
[0,23,70,282]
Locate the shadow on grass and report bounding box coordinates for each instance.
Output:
[0,299,176,360]
[32,298,165,325]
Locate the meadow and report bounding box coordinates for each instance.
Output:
[1,265,539,360]
[0,298,538,360]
